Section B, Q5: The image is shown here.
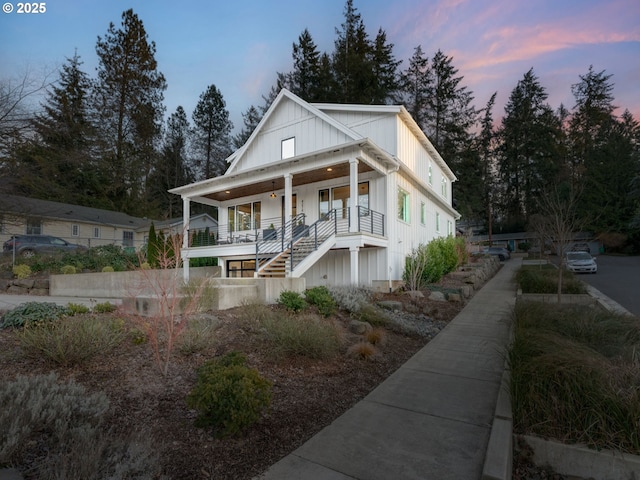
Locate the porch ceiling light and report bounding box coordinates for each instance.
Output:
[270,181,277,198]
[327,167,333,171]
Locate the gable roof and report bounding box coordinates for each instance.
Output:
[0,195,153,230]
[152,213,217,231]
[225,89,365,173]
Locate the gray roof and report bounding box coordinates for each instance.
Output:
[1,195,153,230]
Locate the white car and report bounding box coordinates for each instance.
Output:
[564,251,597,274]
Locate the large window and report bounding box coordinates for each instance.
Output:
[398,187,410,223]
[228,202,261,231]
[227,259,256,278]
[319,182,369,218]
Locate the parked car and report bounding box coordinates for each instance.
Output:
[2,235,87,258]
[571,242,591,253]
[564,251,597,274]
[483,246,511,261]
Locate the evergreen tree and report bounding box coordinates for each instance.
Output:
[16,54,108,206]
[497,69,562,230]
[192,84,233,180]
[233,105,261,149]
[148,106,193,218]
[93,8,166,215]
[369,28,400,104]
[147,222,158,267]
[396,45,431,131]
[288,29,322,102]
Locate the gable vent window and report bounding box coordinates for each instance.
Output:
[281,137,295,159]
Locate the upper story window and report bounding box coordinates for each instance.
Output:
[441,177,448,197]
[281,137,295,159]
[398,187,410,223]
[447,220,453,236]
[428,163,433,185]
[420,202,426,225]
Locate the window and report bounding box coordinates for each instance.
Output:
[281,137,295,159]
[318,182,369,218]
[26,219,42,235]
[436,212,440,232]
[429,163,433,185]
[398,187,410,223]
[420,202,426,225]
[227,259,256,278]
[72,224,79,236]
[93,227,101,238]
[447,220,453,236]
[228,202,261,232]
[123,231,134,247]
[441,177,448,197]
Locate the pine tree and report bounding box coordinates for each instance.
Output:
[396,45,431,131]
[369,28,400,104]
[192,84,233,180]
[288,29,322,102]
[497,69,562,230]
[148,106,193,218]
[233,105,261,149]
[93,8,166,215]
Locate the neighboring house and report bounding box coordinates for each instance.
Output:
[151,213,218,237]
[0,195,152,250]
[170,89,460,287]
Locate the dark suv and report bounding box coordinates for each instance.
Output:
[3,235,87,258]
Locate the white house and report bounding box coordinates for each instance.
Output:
[169,89,460,287]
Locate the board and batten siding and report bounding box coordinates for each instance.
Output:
[304,248,387,288]
[322,110,398,156]
[233,99,352,173]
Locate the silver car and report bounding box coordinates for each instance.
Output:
[564,251,597,274]
[3,235,87,258]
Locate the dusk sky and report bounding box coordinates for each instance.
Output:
[1,0,639,132]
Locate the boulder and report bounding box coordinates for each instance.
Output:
[378,300,403,311]
[428,291,446,302]
[447,293,462,302]
[348,319,372,335]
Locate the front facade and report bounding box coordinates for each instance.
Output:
[170,89,460,287]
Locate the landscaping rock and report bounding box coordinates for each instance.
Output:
[14,278,35,289]
[447,293,462,302]
[406,290,424,299]
[29,289,49,296]
[7,285,29,295]
[33,278,49,290]
[348,319,372,335]
[378,300,403,311]
[428,291,446,302]
[0,278,10,291]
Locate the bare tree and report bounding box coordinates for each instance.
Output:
[529,186,582,303]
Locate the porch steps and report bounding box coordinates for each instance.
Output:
[257,235,332,278]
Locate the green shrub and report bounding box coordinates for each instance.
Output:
[186,352,272,437]
[129,328,147,345]
[305,286,336,317]
[404,236,463,287]
[66,303,90,315]
[101,266,115,273]
[60,264,76,274]
[12,264,31,279]
[18,315,126,366]
[93,302,117,313]
[1,302,68,329]
[518,242,532,252]
[259,312,344,360]
[277,290,307,312]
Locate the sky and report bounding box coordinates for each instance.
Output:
[1,0,639,133]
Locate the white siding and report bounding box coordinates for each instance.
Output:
[305,248,387,288]
[233,98,353,173]
[323,110,398,155]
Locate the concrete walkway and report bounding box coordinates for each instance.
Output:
[257,258,520,480]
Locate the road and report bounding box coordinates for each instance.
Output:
[579,254,640,316]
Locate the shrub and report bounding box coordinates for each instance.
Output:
[186,352,272,437]
[18,315,126,366]
[1,302,68,329]
[93,302,117,313]
[101,266,115,273]
[277,290,307,312]
[259,312,344,360]
[60,264,77,274]
[140,262,151,270]
[357,304,390,328]
[516,267,586,294]
[0,373,109,464]
[0,373,162,478]
[328,286,372,313]
[178,315,219,355]
[364,327,387,346]
[305,286,336,317]
[66,303,90,315]
[404,237,465,287]
[12,264,31,279]
[346,341,378,360]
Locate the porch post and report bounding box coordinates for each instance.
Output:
[284,173,293,237]
[182,197,190,282]
[349,158,359,233]
[349,245,359,285]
